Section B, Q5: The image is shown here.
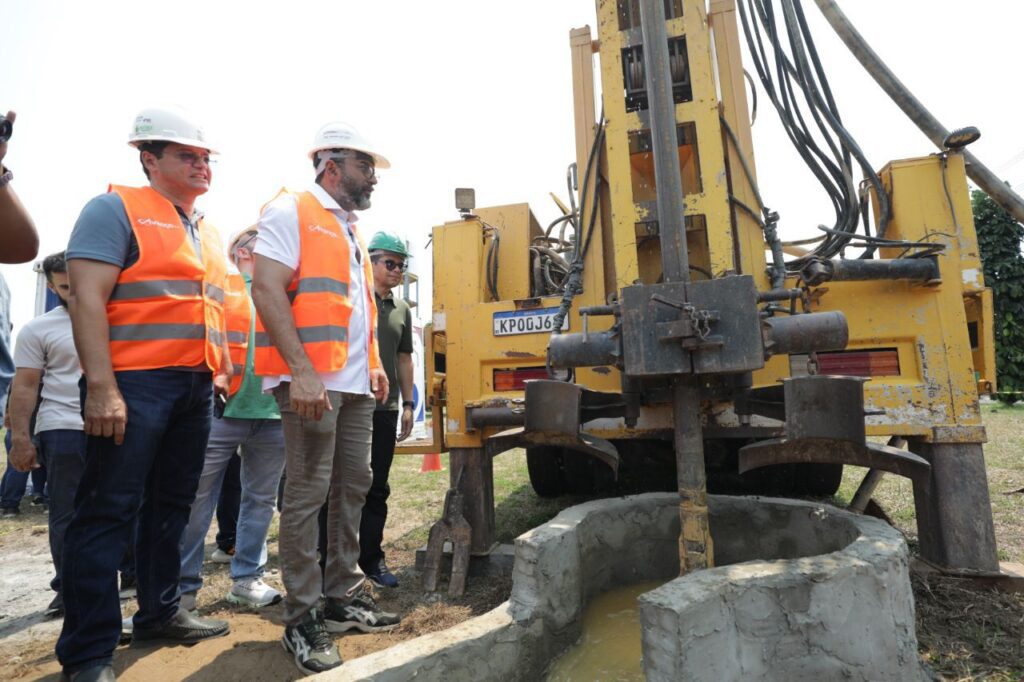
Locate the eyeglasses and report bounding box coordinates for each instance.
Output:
[173,151,216,166]
[372,257,407,272]
[331,156,375,180]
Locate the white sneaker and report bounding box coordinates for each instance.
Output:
[210,548,234,564]
[226,578,282,608]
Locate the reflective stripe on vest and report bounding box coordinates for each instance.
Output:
[286,276,349,302]
[109,279,224,304]
[224,272,252,396]
[253,324,349,349]
[253,189,380,376]
[107,185,228,372]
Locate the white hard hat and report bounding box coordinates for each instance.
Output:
[128,105,217,153]
[308,121,390,169]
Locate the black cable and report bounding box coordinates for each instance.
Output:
[736,0,894,270]
[484,227,500,301]
[548,112,607,358]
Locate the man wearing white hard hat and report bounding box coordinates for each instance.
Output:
[57,106,231,682]
[251,122,400,675]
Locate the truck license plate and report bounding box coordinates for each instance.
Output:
[493,307,569,336]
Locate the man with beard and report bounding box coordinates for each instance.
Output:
[7,252,81,620]
[251,122,400,676]
[58,106,231,682]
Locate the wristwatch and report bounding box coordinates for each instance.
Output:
[0,167,12,188]
[402,400,414,409]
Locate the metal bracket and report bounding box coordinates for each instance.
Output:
[739,438,931,486]
[421,486,472,597]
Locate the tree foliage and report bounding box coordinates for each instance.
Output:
[972,189,1024,404]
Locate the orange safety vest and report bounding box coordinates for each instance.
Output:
[224,272,251,396]
[106,185,227,372]
[254,190,381,376]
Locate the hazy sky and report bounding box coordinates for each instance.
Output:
[2,0,1021,334]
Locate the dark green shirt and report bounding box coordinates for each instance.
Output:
[375,290,414,411]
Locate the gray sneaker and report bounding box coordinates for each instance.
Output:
[324,594,400,634]
[282,608,341,676]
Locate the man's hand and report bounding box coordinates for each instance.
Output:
[290,366,331,421]
[370,368,389,404]
[216,340,233,396]
[84,382,128,445]
[213,371,230,399]
[9,437,39,473]
[398,405,414,442]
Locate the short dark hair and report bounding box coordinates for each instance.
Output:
[138,141,170,179]
[42,251,67,283]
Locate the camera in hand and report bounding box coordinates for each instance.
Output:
[0,117,11,144]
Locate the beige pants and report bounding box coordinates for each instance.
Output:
[274,384,375,625]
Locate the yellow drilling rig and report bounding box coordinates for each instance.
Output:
[415,0,1024,593]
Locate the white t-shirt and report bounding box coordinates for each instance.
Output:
[13,306,84,433]
[255,183,371,395]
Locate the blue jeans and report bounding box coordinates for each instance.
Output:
[179,416,285,595]
[57,370,212,674]
[215,451,241,552]
[1,429,47,509]
[36,429,87,594]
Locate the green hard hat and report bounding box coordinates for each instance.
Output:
[368,231,411,258]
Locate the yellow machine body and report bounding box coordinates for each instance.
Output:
[427,0,994,452]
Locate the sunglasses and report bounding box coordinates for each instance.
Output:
[372,257,407,272]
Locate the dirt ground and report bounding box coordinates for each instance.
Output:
[0,527,510,681]
[1,405,1022,681]
[0,455,511,682]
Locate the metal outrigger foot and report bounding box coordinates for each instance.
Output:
[421,485,472,597]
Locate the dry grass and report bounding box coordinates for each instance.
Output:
[830,402,1024,680]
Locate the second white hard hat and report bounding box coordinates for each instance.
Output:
[308,121,390,169]
[128,105,217,153]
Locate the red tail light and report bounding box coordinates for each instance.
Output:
[493,367,548,391]
[817,349,900,377]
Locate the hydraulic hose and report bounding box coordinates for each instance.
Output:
[813,0,1024,225]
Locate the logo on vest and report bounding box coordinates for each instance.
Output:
[137,217,178,230]
[307,224,340,239]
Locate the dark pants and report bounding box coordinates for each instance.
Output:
[215,451,241,552]
[358,409,398,572]
[1,430,47,509]
[36,429,87,594]
[57,370,213,674]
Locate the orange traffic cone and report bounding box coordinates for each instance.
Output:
[420,453,443,473]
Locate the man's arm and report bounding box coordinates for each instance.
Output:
[7,367,41,471]
[0,111,39,264]
[68,258,127,444]
[397,351,414,441]
[251,254,330,420]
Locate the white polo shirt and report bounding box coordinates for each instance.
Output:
[255,183,371,395]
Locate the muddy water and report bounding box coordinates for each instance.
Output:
[545,580,661,681]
